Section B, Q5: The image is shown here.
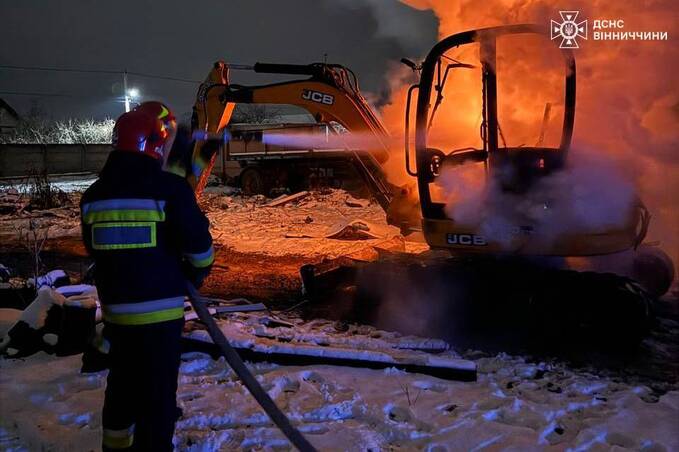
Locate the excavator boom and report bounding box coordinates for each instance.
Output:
[188,60,419,228]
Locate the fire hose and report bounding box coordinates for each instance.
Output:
[185,282,317,452]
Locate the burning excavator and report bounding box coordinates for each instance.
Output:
[185,25,674,347]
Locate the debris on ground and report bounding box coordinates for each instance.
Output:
[325,219,392,240]
[284,232,315,239]
[1,285,98,357]
[265,191,310,207]
[0,188,25,214]
[1,186,422,259]
[202,188,416,258]
[182,309,476,380]
[27,269,70,290]
[0,192,81,244]
[257,315,295,329]
[183,299,267,321]
[344,196,370,208]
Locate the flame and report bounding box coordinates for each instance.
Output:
[377,0,678,261]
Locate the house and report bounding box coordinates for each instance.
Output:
[0,98,20,134]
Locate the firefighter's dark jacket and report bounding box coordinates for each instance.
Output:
[80,151,214,326]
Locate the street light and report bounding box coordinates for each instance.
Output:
[122,70,141,112]
[124,88,140,112]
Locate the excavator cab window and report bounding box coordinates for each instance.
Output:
[413,25,575,217]
[424,45,484,161]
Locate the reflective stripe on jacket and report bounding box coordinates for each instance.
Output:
[80,151,213,323]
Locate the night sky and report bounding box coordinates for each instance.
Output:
[0,0,438,121]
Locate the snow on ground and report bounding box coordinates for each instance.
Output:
[2,180,678,450]
[2,306,679,452]
[200,311,452,355]
[0,187,82,244]
[202,189,427,259]
[2,350,678,451]
[1,181,427,259]
[0,175,98,194]
[0,175,96,243]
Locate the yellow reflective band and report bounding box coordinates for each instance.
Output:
[185,246,215,268]
[192,253,214,268]
[103,307,184,326]
[84,209,165,224]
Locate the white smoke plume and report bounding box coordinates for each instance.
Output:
[439,148,637,248]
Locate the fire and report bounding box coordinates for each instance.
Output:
[378,0,678,261]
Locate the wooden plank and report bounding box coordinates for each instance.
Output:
[184,303,267,321]
[264,191,309,207]
[183,335,477,382]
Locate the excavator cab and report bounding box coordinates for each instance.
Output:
[405,25,645,256]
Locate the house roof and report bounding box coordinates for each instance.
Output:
[0,98,20,120]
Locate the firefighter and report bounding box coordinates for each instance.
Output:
[80,105,214,451]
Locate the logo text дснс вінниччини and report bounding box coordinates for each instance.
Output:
[550,10,668,48]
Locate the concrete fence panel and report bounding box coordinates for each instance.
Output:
[0,144,238,180]
[0,144,113,177]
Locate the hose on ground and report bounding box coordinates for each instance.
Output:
[186,282,317,452]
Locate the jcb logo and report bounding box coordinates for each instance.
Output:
[302,89,334,105]
[447,234,487,246]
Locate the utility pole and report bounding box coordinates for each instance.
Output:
[123,70,130,112]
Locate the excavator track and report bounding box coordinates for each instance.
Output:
[303,254,655,350]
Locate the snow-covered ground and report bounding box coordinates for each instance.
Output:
[2,307,679,451]
[1,182,426,258]
[2,350,678,451]
[0,175,98,194]
[201,189,426,259]
[2,181,678,450]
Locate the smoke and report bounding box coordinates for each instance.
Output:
[376,0,678,262]
[331,0,440,57]
[261,130,385,151]
[439,148,637,248]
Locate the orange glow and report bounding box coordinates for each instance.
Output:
[378,0,678,260]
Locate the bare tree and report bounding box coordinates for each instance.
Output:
[26,169,69,210]
[16,219,50,293]
[0,117,114,144]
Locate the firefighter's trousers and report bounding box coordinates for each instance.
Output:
[101,318,183,451]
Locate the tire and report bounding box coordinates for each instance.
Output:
[240,167,267,195]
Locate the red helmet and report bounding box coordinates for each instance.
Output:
[134,101,178,158]
[112,110,168,159]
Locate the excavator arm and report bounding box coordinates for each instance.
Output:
[188,61,416,228]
